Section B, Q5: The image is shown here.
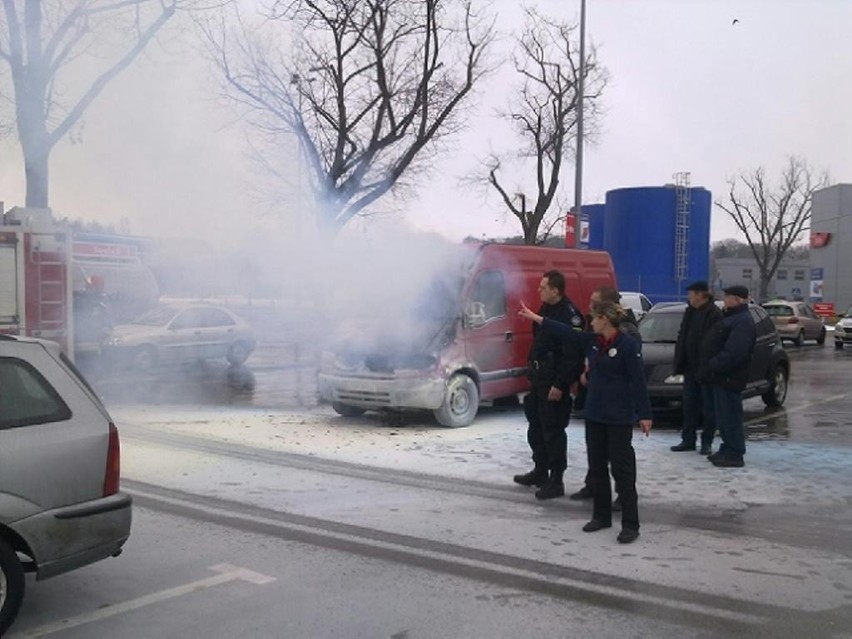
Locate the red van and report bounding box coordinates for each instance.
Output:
[318,243,617,427]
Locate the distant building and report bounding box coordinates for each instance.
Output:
[809,184,852,312]
[713,257,809,302]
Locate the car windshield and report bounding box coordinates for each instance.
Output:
[131,307,178,326]
[639,313,681,343]
[763,305,794,317]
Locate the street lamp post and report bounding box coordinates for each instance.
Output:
[572,0,586,249]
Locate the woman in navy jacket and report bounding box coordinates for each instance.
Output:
[519,300,652,544]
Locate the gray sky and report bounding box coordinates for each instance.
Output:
[1,0,849,248]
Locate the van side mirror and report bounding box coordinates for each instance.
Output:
[465,302,487,329]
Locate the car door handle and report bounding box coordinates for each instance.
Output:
[504,331,513,342]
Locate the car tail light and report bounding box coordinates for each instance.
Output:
[788,317,799,324]
[104,422,121,496]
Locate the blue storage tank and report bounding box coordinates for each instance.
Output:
[603,186,711,304]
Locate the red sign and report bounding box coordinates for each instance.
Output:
[564,213,589,247]
[813,302,835,317]
[810,232,831,249]
[73,242,137,260]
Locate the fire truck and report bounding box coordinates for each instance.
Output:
[0,206,158,359]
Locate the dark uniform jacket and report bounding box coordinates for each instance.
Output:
[540,319,652,424]
[673,299,723,376]
[698,303,756,391]
[527,297,585,392]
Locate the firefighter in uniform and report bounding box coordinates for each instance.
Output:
[513,270,586,500]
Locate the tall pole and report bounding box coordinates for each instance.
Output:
[573,0,586,249]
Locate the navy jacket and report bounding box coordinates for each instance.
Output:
[673,299,723,375]
[541,318,653,424]
[699,303,756,391]
[527,297,586,392]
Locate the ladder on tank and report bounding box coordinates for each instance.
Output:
[29,236,67,340]
[673,172,691,290]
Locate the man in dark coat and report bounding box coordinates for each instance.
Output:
[700,285,756,468]
[513,270,586,499]
[671,281,723,455]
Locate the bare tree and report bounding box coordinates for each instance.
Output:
[716,157,829,302]
[0,1,199,209]
[485,8,606,245]
[204,0,495,234]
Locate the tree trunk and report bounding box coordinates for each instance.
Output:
[23,141,50,209]
[758,278,770,303]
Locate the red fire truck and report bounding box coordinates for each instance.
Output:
[0,207,158,359]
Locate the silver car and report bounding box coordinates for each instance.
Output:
[761,300,826,346]
[103,304,256,370]
[0,335,132,635]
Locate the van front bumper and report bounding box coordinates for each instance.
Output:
[318,372,446,410]
[11,492,132,581]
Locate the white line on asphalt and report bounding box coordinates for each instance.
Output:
[9,564,276,638]
[127,487,768,628]
[744,392,851,426]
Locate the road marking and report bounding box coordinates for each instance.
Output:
[10,564,275,638]
[744,392,852,426]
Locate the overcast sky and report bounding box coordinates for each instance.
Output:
[1,0,849,248]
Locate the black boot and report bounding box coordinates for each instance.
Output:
[535,480,565,500]
[570,485,593,500]
[670,441,696,452]
[513,469,548,487]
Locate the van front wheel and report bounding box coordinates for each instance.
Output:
[0,537,25,636]
[434,374,479,428]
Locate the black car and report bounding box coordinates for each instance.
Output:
[639,303,790,417]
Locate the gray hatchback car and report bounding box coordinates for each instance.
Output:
[0,335,132,635]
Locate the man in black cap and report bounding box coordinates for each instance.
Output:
[671,281,723,455]
[698,285,756,467]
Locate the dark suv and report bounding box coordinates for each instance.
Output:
[639,303,790,417]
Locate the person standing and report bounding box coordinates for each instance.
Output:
[513,271,586,500]
[700,285,756,468]
[670,281,723,455]
[520,300,653,544]
[570,285,640,506]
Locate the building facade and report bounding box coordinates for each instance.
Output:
[713,257,810,302]
[809,184,852,313]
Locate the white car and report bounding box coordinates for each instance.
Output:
[619,291,653,321]
[103,304,256,370]
[834,306,852,349]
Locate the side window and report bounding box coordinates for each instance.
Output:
[202,309,236,327]
[641,295,652,312]
[750,307,773,337]
[469,270,506,321]
[171,309,206,330]
[0,357,71,429]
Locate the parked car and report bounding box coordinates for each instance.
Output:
[0,335,131,635]
[833,306,852,349]
[103,304,256,370]
[638,303,790,417]
[619,291,653,321]
[761,300,826,346]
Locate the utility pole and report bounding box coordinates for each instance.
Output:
[572,0,587,248]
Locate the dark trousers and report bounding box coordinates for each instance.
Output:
[681,373,716,447]
[713,387,746,457]
[586,420,639,530]
[524,387,572,478]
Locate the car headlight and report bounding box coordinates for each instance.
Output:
[836,325,845,334]
[664,374,684,384]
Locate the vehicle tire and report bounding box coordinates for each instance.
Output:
[762,366,788,407]
[835,341,844,350]
[817,328,826,345]
[332,402,366,417]
[133,345,158,371]
[0,538,25,637]
[792,329,804,347]
[226,341,252,366]
[433,373,479,428]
